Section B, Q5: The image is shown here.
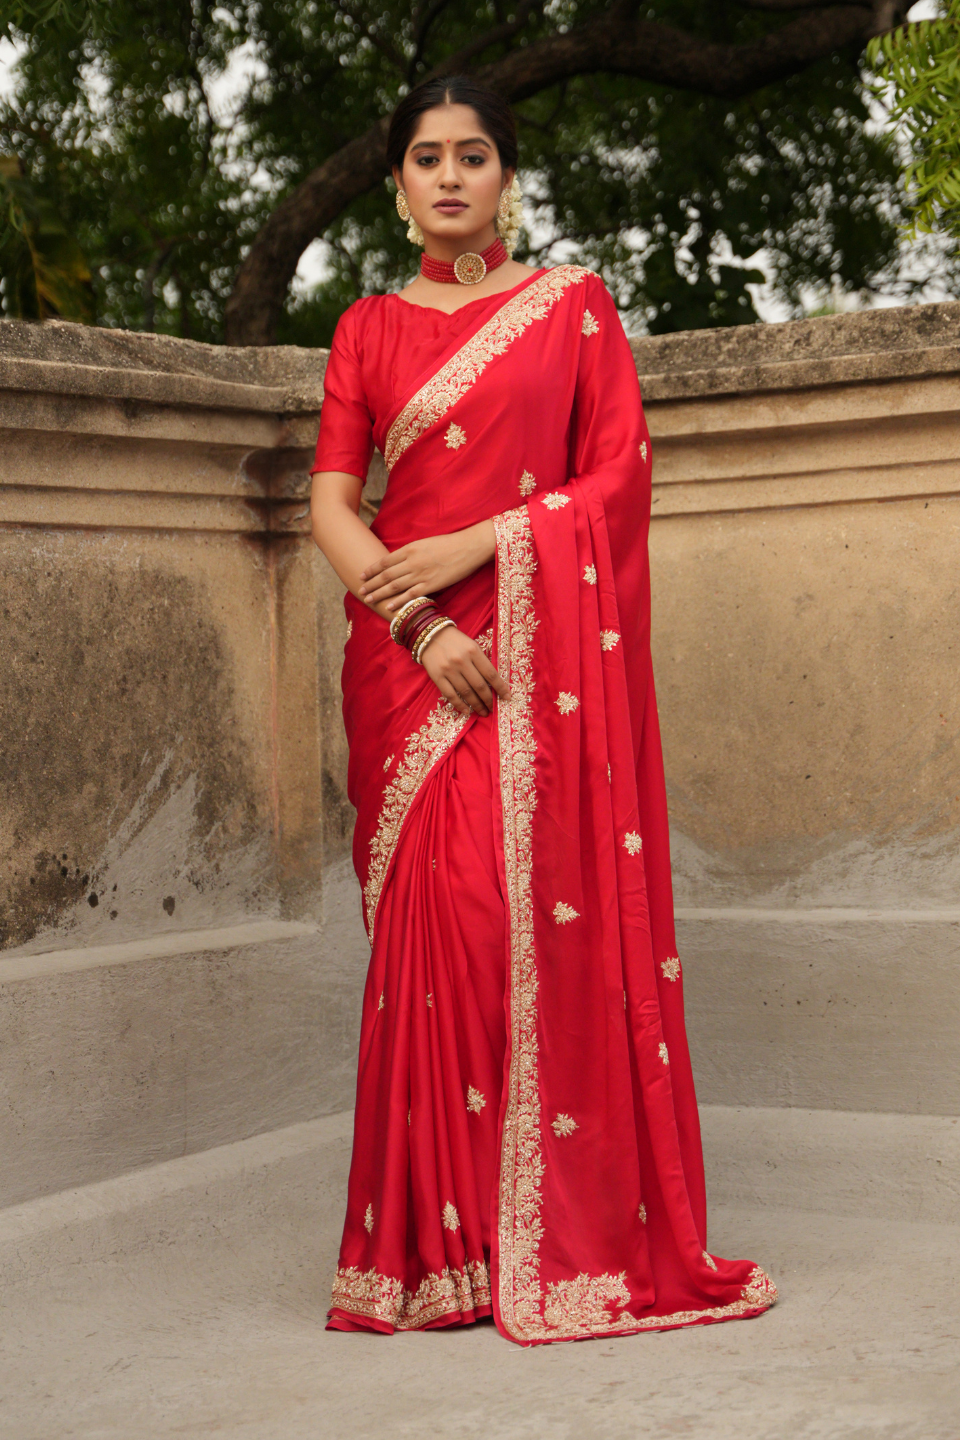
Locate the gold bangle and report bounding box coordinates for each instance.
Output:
[411,616,449,663]
[413,617,456,664]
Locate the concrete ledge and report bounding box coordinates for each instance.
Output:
[0,920,367,1207]
[702,1104,960,1225]
[0,918,320,979]
[0,1110,354,1289]
[678,908,960,1115]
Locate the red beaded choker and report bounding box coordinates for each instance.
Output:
[420,237,508,286]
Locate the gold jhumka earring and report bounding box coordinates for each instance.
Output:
[496,187,511,233]
[395,189,410,222]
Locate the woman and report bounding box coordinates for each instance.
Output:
[310,75,777,1347]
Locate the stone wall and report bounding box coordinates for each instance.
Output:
[2,304,958,1205]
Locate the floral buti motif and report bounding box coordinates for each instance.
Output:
[581,309,600,337]
[541,492,570,510]
[661,956,681,982]
[543,1271,630,1331]
[466,1085,486,1114]
[640,440,648,462]
[582,564,597,585]
[364,1204,374,1234]
[552,901,580,924]
[377,991,385,1010]
[658,1042,669,1065]
[519,469,537,497]
[703,1251,718,1272]
[555,691,580,715]
[622,831,642,855]
[600,630,621,651]
[442,1201,460,1232]
[445,422,466,450]
[551,1113,579,1138]
[638,1202,647,1224]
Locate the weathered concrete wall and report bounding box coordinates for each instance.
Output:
[631,305,960,1116]
[2,304,959,1205]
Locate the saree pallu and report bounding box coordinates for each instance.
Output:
[328,267,776,1345]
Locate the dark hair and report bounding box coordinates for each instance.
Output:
[386,76,518,174]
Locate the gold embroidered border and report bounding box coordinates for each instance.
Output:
[331,1259,491,1330]
[492,507,778,1343]
[384,266,590,472]
[364,696,469,940]
[493,506,544,1341]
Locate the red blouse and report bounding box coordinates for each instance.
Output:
[311,274,547,481]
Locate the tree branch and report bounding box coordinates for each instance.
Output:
[224,2,886,344]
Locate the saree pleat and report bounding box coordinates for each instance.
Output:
[315,266,777,1345]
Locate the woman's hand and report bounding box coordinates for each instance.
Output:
[420,626,511,718]
[358,520,495,610]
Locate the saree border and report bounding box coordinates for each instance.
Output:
[331,1259,492,1330]
[493,506,778,1342]
[493,506,544,1340]
[363,695,470,940]
[384,265,590,472]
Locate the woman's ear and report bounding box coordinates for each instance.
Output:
[501,167,516,191]
[392,165,404,191]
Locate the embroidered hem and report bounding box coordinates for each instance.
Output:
[330,1259,492,1331]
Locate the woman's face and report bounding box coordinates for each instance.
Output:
[394,103,512,246]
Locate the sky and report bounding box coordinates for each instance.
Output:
[0,2,949,322]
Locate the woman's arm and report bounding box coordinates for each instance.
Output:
[310,470,395,622]
[310,472,509,717]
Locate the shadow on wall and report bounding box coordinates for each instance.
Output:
[1,547,268,953]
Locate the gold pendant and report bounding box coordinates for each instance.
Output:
[453,252,487,285]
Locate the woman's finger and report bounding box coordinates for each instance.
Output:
[360,546,410,584]
[475,653,512,702]
[435,675,472,716]
[364,573,417,605]
[447,667,489,716]
[461,661,494,710]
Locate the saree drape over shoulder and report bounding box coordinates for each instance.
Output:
[311,268,777,1346]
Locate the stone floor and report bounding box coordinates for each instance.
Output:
[2,1149,958,1440]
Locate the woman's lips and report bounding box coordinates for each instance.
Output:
[434,201,467,213]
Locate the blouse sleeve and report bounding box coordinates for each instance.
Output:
[310,306,375,481]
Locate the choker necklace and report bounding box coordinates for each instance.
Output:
[420,236,508,286]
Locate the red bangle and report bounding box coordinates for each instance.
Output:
[402,607,441,651]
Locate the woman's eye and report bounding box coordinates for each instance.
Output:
[416,155,438,166]
[462,154,486,165]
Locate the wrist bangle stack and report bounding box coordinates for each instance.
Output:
[389,595,434,645]
[412,616,456,664]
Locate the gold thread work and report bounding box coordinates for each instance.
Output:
[384,267,590,472]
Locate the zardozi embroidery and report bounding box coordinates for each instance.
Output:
[622,831,642,855]
[331,1259,491,1330]
[445,423,466,449]
[467,1086,486,1114]
[553,902,579,924]
[555,692,579,715]
[519,470,537,497]
[551,1114,578,1137]
[581,309,600,337]
[384,267,590,471]
[661,956,681,982]
[364,697,470,939]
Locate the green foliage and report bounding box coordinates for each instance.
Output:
[867,2,960,242]
[0,153,93,319]
[0,0,949,342]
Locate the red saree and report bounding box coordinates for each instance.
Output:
[311,267,777,1345]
